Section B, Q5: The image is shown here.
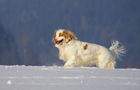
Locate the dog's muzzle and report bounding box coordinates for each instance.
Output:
[54,38,64,44]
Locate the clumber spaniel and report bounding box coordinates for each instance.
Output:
[53,29,126,69]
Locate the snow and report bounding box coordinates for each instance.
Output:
[0,65,140,90]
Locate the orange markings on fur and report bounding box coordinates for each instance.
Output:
[83,44,88,50]
[59,32,65,37]
[63,30,77,40]
[54,31,57,38]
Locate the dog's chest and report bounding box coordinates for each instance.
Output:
[59,44,76,61]
[59,47,71,61]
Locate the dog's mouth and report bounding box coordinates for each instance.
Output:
[54,39,64,44]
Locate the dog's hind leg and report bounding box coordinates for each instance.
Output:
[96,48,116,69]
[106,61,116,69]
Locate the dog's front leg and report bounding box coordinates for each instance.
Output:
[63,56,77,68]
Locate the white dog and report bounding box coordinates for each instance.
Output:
[53,29,126,69]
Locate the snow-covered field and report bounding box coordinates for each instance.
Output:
[0,65,140,90]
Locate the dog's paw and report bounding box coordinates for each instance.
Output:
[63,64,74,68]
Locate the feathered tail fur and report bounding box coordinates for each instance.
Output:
[109,41,126,60]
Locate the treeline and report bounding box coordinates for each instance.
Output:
[0,0,139,68]
[0,24,20,65]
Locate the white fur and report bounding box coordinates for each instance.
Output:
[53,29,126,69]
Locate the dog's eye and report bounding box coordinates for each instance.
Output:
[59,33,64,37]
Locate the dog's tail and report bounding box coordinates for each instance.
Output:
[109,40,126,60]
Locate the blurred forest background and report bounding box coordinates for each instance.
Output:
[0,0,140,68]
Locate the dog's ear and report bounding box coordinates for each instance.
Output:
[64,30,77,40]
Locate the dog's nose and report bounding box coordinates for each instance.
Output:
[53,38,57,42]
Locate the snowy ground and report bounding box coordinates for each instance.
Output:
[0,65,140,90]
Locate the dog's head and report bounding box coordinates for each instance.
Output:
[53,29,77,47]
